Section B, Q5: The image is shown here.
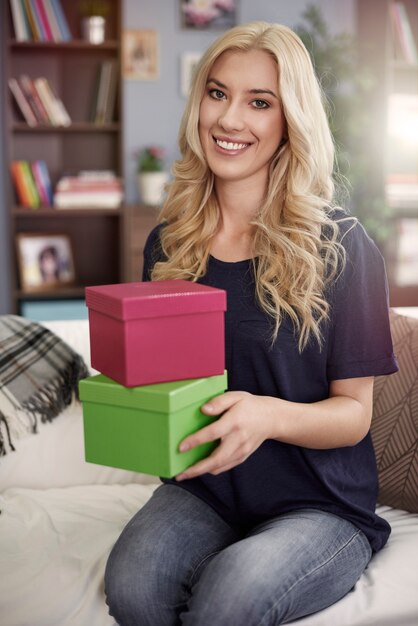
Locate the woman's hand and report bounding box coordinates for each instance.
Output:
[175,391,275,481]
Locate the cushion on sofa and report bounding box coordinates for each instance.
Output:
[371,310,418,513]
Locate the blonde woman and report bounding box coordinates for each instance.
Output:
[105,22,398,625]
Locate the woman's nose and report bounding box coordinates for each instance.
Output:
[218,103,246,132]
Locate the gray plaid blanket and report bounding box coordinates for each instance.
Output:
[0,315,89,456]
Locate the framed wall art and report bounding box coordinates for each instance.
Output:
[122,29,159,80]
[16,233,76,293]
[180,0,238,30]
[181,52,202,97]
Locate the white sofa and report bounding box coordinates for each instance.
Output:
[0,312,417,626]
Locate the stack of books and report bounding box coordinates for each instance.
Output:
[10,160,53,209]
[9,0,72,42]
[9,74,71,127]
[54,171,124,209]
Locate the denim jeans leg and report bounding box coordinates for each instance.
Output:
[104,484,239,626]
[181,508,372,626]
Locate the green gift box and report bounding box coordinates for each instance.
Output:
[79,371,228,478]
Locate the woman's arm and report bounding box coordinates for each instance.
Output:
[175,376,374,481]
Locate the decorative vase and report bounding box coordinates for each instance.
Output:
[81,16,106,44]
[137,172,169,206]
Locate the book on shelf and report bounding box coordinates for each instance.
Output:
[33,76,71,126]
[10,159,53,208]
[33,0,54,42]
[54,171,124,209]
[18,74,51,125]
[31,160,53,206]
[91,60,118,124]
[23,0,42,41]
[50,0,72,41]
[41,0,63,41]
[10,161,33,207]
[9,0,72,42]
[45,79,72,126]
[389,1,418,63]
[8,78,38,126]
[10,160,40,208]
[9,0,31,41]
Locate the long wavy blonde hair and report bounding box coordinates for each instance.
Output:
[152,21,351,350]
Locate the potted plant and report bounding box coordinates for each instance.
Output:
[136,146,169,206]
[78,1,110,44]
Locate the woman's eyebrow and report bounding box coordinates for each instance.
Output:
[206,77,278,99]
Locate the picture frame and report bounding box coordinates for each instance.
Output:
[16,233,76,293]
[181,52,202,97]
[180,0,238,30]
[122,29,159,80]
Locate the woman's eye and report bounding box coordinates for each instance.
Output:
[209,89,225,100]
[252,99,269,109]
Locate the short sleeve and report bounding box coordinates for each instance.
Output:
[326,221,399,380]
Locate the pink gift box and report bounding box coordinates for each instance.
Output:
[85,280,226,387]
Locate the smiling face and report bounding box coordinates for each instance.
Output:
[198,48,286,190]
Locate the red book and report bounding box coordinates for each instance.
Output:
[19,74,51,125]
[34,0,54,41]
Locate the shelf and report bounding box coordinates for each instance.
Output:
[15,286,86,300]
[12,207,123,217]
[12,123,120,133]
[9,40,119,51]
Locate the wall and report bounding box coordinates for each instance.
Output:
[122,0,355,202]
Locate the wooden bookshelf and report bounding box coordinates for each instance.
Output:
[4,0,129,317]
[357,0,418,306]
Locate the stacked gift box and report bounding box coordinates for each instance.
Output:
[79,280,227,478]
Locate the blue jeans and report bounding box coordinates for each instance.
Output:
[105,484,372,625]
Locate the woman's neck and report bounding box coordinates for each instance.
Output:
[210,180,265,262]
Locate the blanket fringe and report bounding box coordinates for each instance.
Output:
[0,353,88,456]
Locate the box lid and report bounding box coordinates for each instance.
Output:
[85,280,226,321]
[79,371,228,412]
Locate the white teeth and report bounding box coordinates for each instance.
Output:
[216,139,248,150]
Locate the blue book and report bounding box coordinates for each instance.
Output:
[37,160,54,205]
[50,0,72,41]
[29,0,46,40]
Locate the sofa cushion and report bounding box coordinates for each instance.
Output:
[371,310,418,513]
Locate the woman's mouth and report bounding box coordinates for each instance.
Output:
[214,137,250,152]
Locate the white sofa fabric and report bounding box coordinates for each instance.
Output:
[0,317,417,626]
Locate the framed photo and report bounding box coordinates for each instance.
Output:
[180,0,238,30]
[122,29,159,80]
[181,52,202,97]
[16,233,76,293]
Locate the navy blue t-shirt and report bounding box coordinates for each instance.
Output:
[142,217,398,552]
